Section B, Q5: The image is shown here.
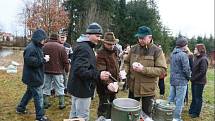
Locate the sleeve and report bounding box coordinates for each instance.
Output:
[181,54,192,80]
[96,52,113,85]
[24,48,43,68]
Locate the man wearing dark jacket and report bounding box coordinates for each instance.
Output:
[43,33,69,109]
[16,28,49,121]
[67,22,110,121]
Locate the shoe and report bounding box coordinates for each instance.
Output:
[35,116,49,121]
[16,109,28,114]
[189,114,199,118]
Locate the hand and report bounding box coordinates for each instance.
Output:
[107,82,118,92]
[132,62,144,72]
[100,71,111,81]
[44,55,50,62]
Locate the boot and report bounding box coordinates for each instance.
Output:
[58,95,65,109]
[43,95,51,109]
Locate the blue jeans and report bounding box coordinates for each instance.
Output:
[16,85,44,120]
[69,96,91,121]
[43,74,64,96]
[168,85,187,120]
[189,84,205,116]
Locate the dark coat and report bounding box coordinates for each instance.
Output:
[67,41,100,98]
[43,40,69,74]
[96,46,119,95]
[22,29,47,87]
[191,54,208,84]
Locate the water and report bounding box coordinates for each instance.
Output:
[0,49,13,57]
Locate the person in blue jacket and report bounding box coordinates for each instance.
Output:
[16,28,49,121]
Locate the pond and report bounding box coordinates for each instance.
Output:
[0,48,14,58]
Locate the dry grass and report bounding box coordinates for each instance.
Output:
[0,50,214,121]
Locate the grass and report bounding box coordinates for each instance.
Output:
[0,51,214,121]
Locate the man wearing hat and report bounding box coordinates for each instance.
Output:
[96,32,120,119]
[67,22,111,120]
[168,36,191,121]
[123,26,167,117]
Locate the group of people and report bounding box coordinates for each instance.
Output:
[15,22,208,121]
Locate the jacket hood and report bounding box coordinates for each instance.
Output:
[76,34,90,42]
[31,28,47,45]
[172,47,183,54]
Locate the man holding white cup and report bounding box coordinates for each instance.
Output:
[123,26,167,117]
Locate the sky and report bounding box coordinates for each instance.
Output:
[0,0,214,38]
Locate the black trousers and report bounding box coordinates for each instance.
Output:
[97,94,116,119]
[158,79,165,95]
[128,90,154,117]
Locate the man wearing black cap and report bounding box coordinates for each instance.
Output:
[168,36,191,121]
[123,26,167,117]
[67,22,111,120]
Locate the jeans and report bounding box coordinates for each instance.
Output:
[16,85,44,120]
[97,94,116,118]
[63,71,69,89]
[128,90,154,117]
[189,84,205,116]
[69,96,91,121]
[168,85,187,120]
[158,79,165,95]
[43,74,64,96]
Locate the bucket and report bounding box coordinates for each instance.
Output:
[152,99,176,121]
[111,98,141,121]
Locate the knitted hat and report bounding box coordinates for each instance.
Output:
[176,36,188,47]
[101,32,117,44]
[135,26,152,37]
[86,22,103,35]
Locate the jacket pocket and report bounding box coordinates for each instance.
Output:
[143,56,154,67]
[140,82,155,95]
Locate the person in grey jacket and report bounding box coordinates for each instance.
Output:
[168,36,191,121]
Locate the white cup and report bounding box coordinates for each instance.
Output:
[120,70,127,80]
[44,55,50,62]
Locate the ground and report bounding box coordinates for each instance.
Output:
[0,50,214,121]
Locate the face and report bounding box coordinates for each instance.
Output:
[104,42,115,50]
[194,48,200,55]
[59,35,66,44]
[138,35,152,46]
[88,34,102,45]
[40,40,45,45]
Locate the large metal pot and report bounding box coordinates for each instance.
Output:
[111,98,141,121]
[152,99,176,121]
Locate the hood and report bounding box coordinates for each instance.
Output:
[31,28,47,46]
[172,47,183,54]
[76,34,90,42]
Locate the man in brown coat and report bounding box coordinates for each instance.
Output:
[96,32,119,118]
[123,26,167,117]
